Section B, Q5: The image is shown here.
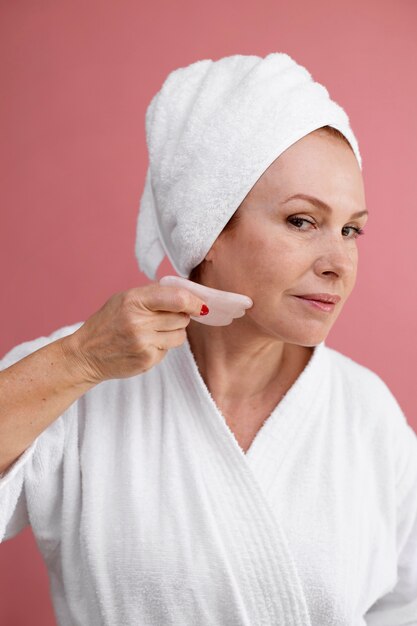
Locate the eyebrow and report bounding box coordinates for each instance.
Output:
[282,193,369,219]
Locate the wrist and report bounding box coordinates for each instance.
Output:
[58,334,100,389]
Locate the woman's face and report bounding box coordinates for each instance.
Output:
[204,130,368,346]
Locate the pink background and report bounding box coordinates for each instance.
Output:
[1,0,416,623]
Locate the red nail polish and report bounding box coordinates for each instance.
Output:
[200,304,209,316]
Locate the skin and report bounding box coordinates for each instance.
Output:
[185,129,368,447]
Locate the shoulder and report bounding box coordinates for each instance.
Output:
[322,343,412,442]
[1,321,85,369]
[323,343,402,405]
[324,342,384,382]
[323,345,417,495]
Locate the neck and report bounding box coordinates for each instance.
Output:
[185,318,313,409]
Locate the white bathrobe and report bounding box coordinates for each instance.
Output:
[1,321,416,626]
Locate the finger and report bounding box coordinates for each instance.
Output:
[152,328,187,351]
[139,285,208,317]
[151,311,190,332]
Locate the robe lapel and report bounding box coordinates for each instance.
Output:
[245,340,328,493]
[169,336,327,625]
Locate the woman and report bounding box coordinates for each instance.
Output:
[0,53,416,625]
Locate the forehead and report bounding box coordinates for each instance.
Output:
[246,132,366,211]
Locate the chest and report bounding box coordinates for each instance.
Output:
[72,407,396,625]
[219,395,284,454]
[49,371,398,624]
[222,411,269,453]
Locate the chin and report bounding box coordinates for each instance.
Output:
[299,338,326,348]
[277,324,330,347]
[250,312,332,345]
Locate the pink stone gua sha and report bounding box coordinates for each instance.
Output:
[158,275,253,326]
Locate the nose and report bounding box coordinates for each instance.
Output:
[312,233,357,280]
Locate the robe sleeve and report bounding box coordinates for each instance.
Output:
[0,323,83,543]
[364,398,417,626]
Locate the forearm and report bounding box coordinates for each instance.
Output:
[0,336,97,474]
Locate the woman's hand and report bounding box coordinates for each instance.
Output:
[60,284,208,384]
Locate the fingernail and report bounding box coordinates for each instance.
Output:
[200,304,209,316]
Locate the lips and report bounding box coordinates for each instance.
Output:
[295,293,341,304]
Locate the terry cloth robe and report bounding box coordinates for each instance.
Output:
[1,321,417,626]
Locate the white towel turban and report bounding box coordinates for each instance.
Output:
[135,52,362,281]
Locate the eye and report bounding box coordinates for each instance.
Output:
[287,216,365,240]
[287,216,316,230]
[342,225,365,239]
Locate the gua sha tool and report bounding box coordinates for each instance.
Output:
[158,275,253,326]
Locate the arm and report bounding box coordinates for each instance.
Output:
[0,285,206,540]
[0,334,96,475]
[364,420,417,625]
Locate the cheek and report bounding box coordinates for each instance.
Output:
[221,224,313,289]
[244,231,307,281]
